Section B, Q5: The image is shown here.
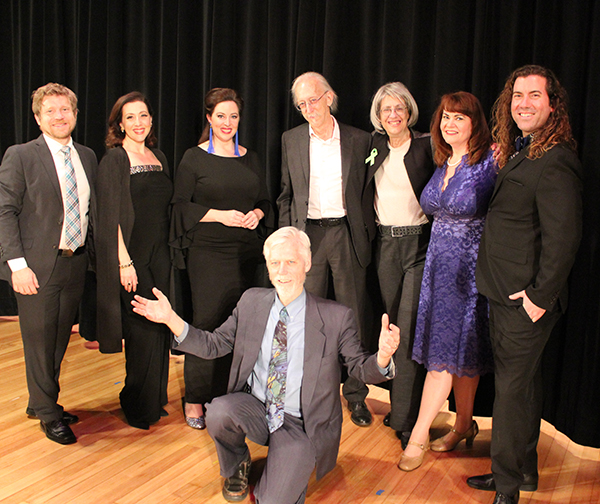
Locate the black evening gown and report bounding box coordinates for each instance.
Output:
[170,147,270,408]
[119,166,173,428]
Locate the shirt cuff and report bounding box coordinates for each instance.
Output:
[7,257,28,272]
[173,322,189,344]
[378,357,396,379]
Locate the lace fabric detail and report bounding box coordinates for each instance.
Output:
[130,164,163,175]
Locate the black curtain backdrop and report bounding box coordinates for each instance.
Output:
[1,0,599,447]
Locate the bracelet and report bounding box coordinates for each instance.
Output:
[119,260,134,269]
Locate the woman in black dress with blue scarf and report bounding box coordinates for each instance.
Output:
[170,88,271,429]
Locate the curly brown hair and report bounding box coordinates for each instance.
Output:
[198,88,244,144]
[105,92,157,149]
[430,91,491,168]
[490,65,577,167]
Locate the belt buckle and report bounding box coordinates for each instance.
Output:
[391,226,404,238]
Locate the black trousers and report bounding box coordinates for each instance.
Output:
[17,253,87,423]
[119,228,171,427]
[488,300,561,496]
[375,228,429,432]
[304,221,369,403]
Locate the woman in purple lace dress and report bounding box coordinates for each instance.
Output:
[399,92,497,472]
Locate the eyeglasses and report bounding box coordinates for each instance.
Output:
[296,91,328,111]
[380,105,408,117]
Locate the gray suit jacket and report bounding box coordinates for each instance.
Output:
[277,122,372,267]
[174,287,390,479]
[0,135,97,288]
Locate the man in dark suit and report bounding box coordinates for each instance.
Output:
[0,83,97,445]
[277,71,375,427]
[132,226,399,504]
[468,66,582,504]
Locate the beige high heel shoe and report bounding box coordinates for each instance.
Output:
[398,435,429,472]
[430,420,479,452]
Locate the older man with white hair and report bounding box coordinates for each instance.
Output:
[132,226,399,504]
[277,72,375,427]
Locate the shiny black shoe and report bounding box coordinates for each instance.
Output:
[40,419,77,445]
[493,491,519,504]
[27,408,79,425]
[222,453,251,502]
[348,401,372,427]
[467,473,538,492]
[383,412,391,426]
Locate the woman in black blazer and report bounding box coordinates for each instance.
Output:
[364,82,435,446]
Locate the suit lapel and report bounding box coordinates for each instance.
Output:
[74,142,94,184]
[491,148,528,201]
[300,293,326,409]
[235,290,275,387]
[339,124,352,195]
[35,136,63,202]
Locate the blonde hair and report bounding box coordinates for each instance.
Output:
[31,83,77,116]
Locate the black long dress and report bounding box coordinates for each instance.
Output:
[170,146,270,408]
[95,146,173,429]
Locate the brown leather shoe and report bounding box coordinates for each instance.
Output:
[222,453,251,502]
[398,436,429,472]
[431,420,479,452]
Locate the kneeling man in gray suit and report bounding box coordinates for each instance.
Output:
[132,226,399,504]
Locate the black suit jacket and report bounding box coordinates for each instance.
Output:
[0,135,97,288]
[277,122,372,267]
[363,130,434,238]
[476,144,582,312]
[174,288,391,479]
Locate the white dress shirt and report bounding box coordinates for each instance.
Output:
[307,117,345,219]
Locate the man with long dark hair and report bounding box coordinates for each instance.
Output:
[469,65,582,503]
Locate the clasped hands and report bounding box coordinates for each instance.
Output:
[219,209,262,229]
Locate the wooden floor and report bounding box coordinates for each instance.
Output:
[0,320,598,504]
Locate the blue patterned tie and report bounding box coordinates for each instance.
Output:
[61,146,82,251]
[266,307,289,433]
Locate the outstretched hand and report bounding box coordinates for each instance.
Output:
[377,313,400,368]
[132,287,177,325]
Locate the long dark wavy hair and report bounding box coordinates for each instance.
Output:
[198,88,244,144]
[106,91,157,148]
[491,65,577,168]
[430,91,491,168]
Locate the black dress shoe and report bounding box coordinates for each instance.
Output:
[222,453,251,502]
[27,409,79,425]
[383,412,391,426]
[40,419,77,445]
[348,401,372,427]
[493,491,519,504]
[467,473,538,492]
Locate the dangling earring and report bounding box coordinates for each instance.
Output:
[121,127,124,133]
[234,131,240,157]
[208,124,215,154]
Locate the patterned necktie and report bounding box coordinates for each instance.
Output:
[61,146,82,251]
[265,307,289,433]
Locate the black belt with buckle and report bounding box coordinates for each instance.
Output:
[306,217,347,227]
[378,225,423,238]
[58,246,86,257]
